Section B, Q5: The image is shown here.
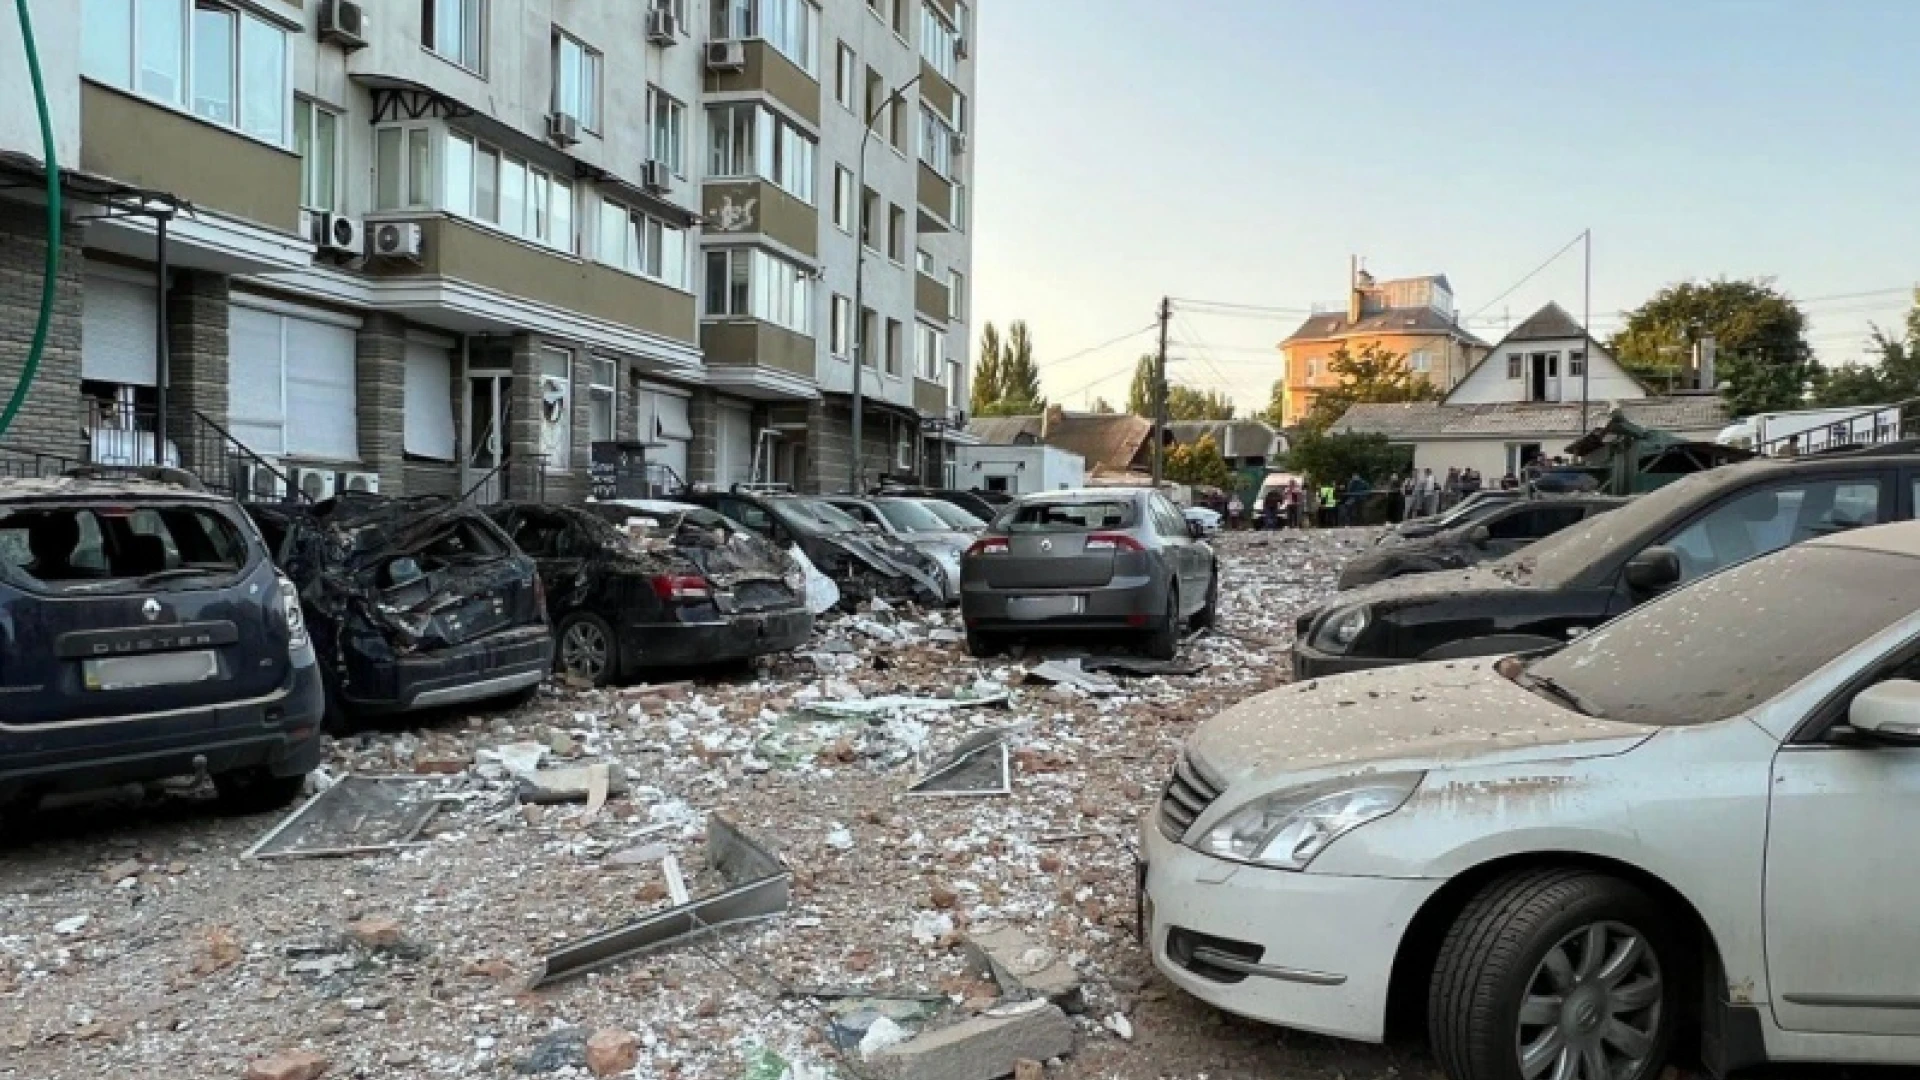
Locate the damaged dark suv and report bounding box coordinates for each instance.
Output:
[0,477,323,813]
[486,503,813,685]
[249,495,552,730]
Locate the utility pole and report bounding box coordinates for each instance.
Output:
[1579,228,1592,434]
[1150,296,1170,487]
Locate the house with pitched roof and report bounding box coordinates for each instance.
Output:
[1447,302,1647,405]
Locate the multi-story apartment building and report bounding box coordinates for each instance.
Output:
[0,0,975,501]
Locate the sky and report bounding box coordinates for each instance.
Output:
[968,0,1920,415]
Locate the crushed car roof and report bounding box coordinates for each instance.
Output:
[0,475,228,502]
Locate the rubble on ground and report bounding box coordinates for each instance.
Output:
[0,531,1388,1080]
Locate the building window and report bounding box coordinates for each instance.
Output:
[648,86,685,174]
[887,204,906,263]
[919,3,957,81]
[860,187,879,252]
[703,248,813,336]
[914,249,933,276]
[588,356,617,446]
[539,347,571,469]
[834,43,856,111]
[947,269,964,320]
[423,0,486,73]
[919,106,954,178]
[951,89,967,134]
[888,96,907,151]
[859,308,877,368]
[864,68,884,130]
[705,103,816,204]
[710,0,818,74]
[1306,358,1319,379]
[833,166,855,232]
[1409,349,1432,374]
[831,294,853,357]
[916,322,944,381]
[950,182,967,231]
[954,1,970,44]
[885,319,904,377]
[375,125,435,210]
[1570,350,1586,376]
[552,30,601,132]
[293,98,340,211]
[1507,353,1523,379]
[890,0,908,36]
[596,197,688,288]
[81,0,288,145]
[439,131,574,251]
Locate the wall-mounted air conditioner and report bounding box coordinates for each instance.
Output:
[548,111,581,146]
[372,221,424,260]
[640,160,671,193]
[646,9,679,45]
[314,212,363,256]
[338,470,381,494]
[319,0,366,50]
[235,461,289,503]
[287,466,338,503]
[705,40,746,73]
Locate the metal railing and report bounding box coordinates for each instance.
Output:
[461,455,550,506]
[2,405,302,502]
[1753,398,1920,458]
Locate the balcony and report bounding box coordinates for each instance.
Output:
[702,180,819,257]
[913,378,948,417]
[919,60,958,121]
[370,216,697,344]
[917,164,955,233]
[915,272,951,323]
[80,82,301,234]
[708,41,821,127]
[702,320,819,400]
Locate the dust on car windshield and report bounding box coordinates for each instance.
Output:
[0,504,249,590]
[1004,501,1136,532]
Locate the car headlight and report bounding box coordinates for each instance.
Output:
[1199,773,1422,869]
[1313,605,1371,652]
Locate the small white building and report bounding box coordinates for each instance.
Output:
[953,444,1086,496]
[1446,303,1647,405]
[1333,398,1730,479]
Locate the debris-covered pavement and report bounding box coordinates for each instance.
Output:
[0,530,1440,1080]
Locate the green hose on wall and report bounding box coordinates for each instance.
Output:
[0,0,62,441]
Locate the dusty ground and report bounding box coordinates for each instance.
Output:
[1,529,1877,1080]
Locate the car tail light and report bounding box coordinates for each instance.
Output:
[1085,533,1144,553]
[276,574,310,652]
[650,574,714,602]
[967,538,1009,556]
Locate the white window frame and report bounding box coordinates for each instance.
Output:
[588,356,617,447]
[596,196,689,289]
[648,86,686,175]
[1507,353,1524,379]
[539,346,572,470]
[1410,349,1432,374]
[919,2,957,82]
[1570,349,1587,377]
[916,321,944,382]
[375,124,436,211]
[424,0,487,74]
[294,97,341,212]
[919,105,954,178]
[705,103,816,204]
[886,203,906,264]
[703,248,813,338]
[885,319,903,377]
[439,130,575,251]
[831,294,853,357]
[914,249,934,276]
[80,0,290,147]
[833,166,855,233]
[710,0,818,74]
[834,43,857,112]
[947,268,964,320]
[551,29,602,133]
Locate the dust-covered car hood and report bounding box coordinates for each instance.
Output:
[1186,661,1654,789]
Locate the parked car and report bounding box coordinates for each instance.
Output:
[0,476,323,814]
[1143,520,1920,1080]
[1183,505,1223,536]
[913,498,988,533]
[824,496,974,601]
[959,488,1216,659]
[871,485,1002,521]
[679,490,946,606]
[486,503,811,685]
[1294,450,1910,679]
[249,494,552,731]
[1376,489,1520,546]
[1337,495,1624,589]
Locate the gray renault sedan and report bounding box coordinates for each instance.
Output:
[959,488,1216,659]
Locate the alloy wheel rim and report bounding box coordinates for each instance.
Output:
[1514,920,1662,1080]
[562,622,608,680]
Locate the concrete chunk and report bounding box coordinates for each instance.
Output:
[867,1000,1073,1080]
[517,764,629,804]
[963,925,1084,1013]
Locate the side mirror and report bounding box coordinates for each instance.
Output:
[1848,680,1920,744]
[1468,525,1492,548]
[1624,546,1681,593]
[1188,520,1205,539]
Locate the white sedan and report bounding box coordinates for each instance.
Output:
[1183,506,1223,536]
[1142,520,1920,1080]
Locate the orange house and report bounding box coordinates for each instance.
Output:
[1278,266,1490,424]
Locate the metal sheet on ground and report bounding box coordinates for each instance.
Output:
[244,775,445,860]
[907,729,1014,797]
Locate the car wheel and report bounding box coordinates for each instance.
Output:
[1190,566,1220,631]
[557,613,621,686]
[1430,869,1676,1080]
[1142,586,1180,661]
[964,629,1002,658]
[212,768,309,816]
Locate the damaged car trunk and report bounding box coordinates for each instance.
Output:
[487,503,814,685]
[679,491,947,608]
[248,495,553,731]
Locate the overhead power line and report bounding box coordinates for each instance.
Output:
[1468,231,1587,320]
[1033,322,1158,372]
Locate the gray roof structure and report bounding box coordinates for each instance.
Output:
[1282,306,1491,347]
[1331,397,1730,440]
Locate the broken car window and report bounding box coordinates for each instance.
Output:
[0,504,249,590]
[1005,500,1136,532]
[919,500,985,530]
[872,498,950,534]
[1526,544,1920,727]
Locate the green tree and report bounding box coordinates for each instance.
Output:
[1299,342,1442,434]
[969,322,1004,417]
[1257,378,1287,426]
[1125,355,1236,419]
[1165,433,1234,490]
[974,320,1046,417]
[1810,291,1920,408]
[1126,354,1156,416]
[1610,279,1813,415]
[1285,429,1410,489]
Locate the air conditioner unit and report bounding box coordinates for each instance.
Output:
[319,0,366,50]
[372,221,424,260]
[949,131,967,158]
[338,469,381,494]
[287,466,338,503]
[705,40,746,73]
[548,111,581,146]
[314,212,363,256]
[646,9,679,44]
[640,160,671,193]
[235,461,289,503]
[954,36,969,60]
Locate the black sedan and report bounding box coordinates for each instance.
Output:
[1337,495,1623,589]
[1294,451,1906,679]
[1375,489,1519,547]
[485,503,811,685]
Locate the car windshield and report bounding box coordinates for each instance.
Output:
[1498,469,1728,588]
[873,498,951,533]
[1524,543,1920,726]
[0,502,251,592]
[919,500,985,529]
[1002,499,1136,532]
[776,498,865,534]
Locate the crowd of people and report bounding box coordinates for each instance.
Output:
[1214,453,1589,531]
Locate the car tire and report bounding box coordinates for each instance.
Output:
[1142,586,1180,661]
[1429,868,1677,1080]
[1190,567,1220,631]
[212,768,309,816]
[965,629,1002,658]
[557,613,622,687]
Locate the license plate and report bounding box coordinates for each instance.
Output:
[1007,595,1084,620]
[83,650,219,691]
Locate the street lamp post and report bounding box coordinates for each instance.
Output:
[849,72,922,494]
